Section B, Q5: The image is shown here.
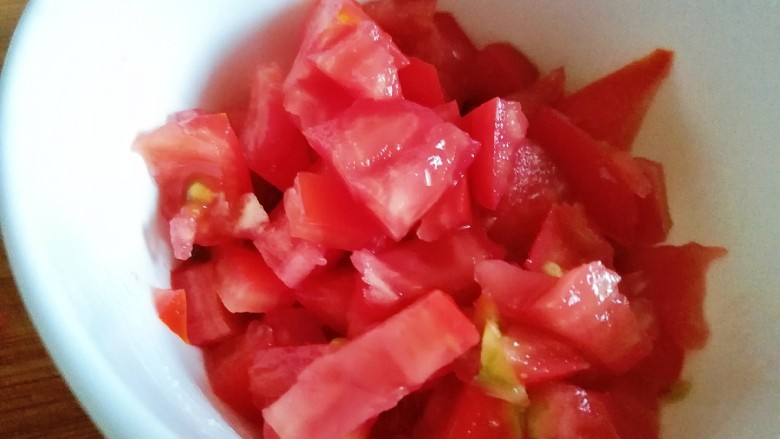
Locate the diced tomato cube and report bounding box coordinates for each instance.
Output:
[524,203,615,274]
[249,344,331,408]
[467,42,540,108]
[211,242,294,314]
[461,98,528,210]
[525,261,651,373]
[253,207,339,288]
[556,49,674,151]
[153,288,188,343]
[134,111,263,259]
[617,243,727,349]
[434,100,462,123]
[285,171,389,251]
[507,67,566,121]
[529,106,656,246]
[633,158,672,244]
[262,291,480,439]
[486,139,568,260]
[474,259,557,320]
[363,0,437,56]
[304,99,479,240]
[241,64,314,190]
[416,176,473,242]
[294,265,364,335]
[527,383,620,439]
[170,260,244,347]
[399,56,447,108]
[433,383,522,439]
[502,324,591,385]
[424,12,479,102]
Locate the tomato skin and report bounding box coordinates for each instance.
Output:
[242,64,314,190]
[525,261,651,373]
[304,99,479,240]
[557,49,674,151]
[262,291,480,439]
[617,243,727,350]
[527,383,619,439]
[524,203,614,274]
[461,98,528,210]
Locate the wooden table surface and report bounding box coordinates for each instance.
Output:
[1,1,102,437]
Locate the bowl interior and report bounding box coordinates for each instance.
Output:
[1,0,778,437]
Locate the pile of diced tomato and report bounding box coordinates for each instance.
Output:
[135,0,726,437]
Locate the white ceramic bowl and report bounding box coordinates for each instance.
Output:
[1,0,778,437]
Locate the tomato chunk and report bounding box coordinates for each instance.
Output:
[304,99,479,240]
[294,265,364,335]
[502,324,590,385]
[467,42,540,108]
[262,290,480,439]
[153,288,188,343]
[434,383,522,439]
[474,259,557,320]
[241,64,314,190]
[557,49,674,151]
[525,261,651,373]
[249,344,331,408]
[528,383,619,439]
[416,176,473,242]
[399,56,447,108]
[507,67,566,120]
[461,98,528,210]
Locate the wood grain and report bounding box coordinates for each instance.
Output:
[1,1,102,437]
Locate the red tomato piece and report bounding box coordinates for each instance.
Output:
[617,243,727,350]
[284,0,406,129]
[486,139,568,260]
[294,265,364,335]
[425,12,479,102]
[134,111,266,259]
[602,378,661,439]
[434,100,462,123]
[304,99,479,240]
[241,63,314,190]
[285,171,389,251]
[416,176,473,242]
[524,203,615,274]
[153,288,188,343]
[528,383,620,439]
[211,242,294,314]
[556,48,674,151]
[529,106,655,246]
[633,158,672,244]
[363,0,437,56]
[170,260,244,347]
[249,344,331,408]
[262,291,480,439]
[502,324,591,385]
[434,384,522,439]
[525,261,651,373]
[467,42,540,108]
[508,67,566,120]
[252,207,338,288]
[262,307,329,346]
[474,259,557,320]
[203,320,276,422]
[399,56,447,108]
[369,388,431,439]
[461,98,528,210]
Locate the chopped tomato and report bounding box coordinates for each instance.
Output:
[467,42,540,108]
[170,260,244,346]
[507,67,566,120]
[294,265,364,335]
[486,139,568,260]
[241,63,314,190]
[153,288,188,343]
[617,243,727,349]
[304,99,479,240]
[527,383,620,439]
[525,261,651,373]
[474,259,557,320]
[262,291,479,439]
[249,344,331,408]
[461,98,528,210]
[434,383,522,439]
[524,203,614,274]
[633,158,673,244]
[557,49,674,151]
[502,324,591,385]
[399,56,447,108]
[211,242,295,314]
[416,176,473,242]
[285,171,389,251]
